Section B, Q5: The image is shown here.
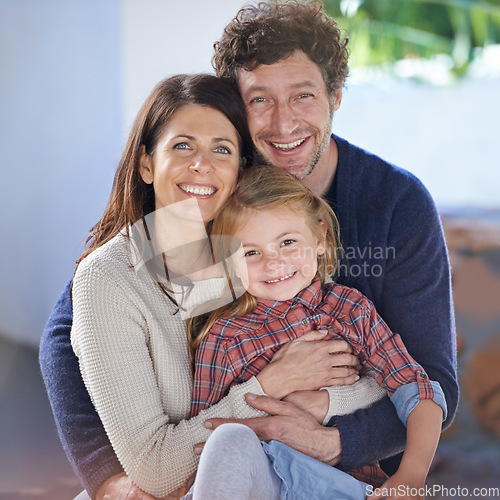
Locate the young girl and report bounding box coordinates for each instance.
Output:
[186,165,447,500]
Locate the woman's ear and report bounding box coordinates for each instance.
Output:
[139,145,154,184]
[316,221,328,256]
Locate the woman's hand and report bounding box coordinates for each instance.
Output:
[256,329,360,399]
[282,389,329,424]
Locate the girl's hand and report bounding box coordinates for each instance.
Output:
[256,329,360,399]
[282,389,329,424]
[366,471,426,500]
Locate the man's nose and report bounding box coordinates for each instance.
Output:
[271,101,298,136]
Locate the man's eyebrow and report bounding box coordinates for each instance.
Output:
[288,81,320,90]
[245,81,320,94]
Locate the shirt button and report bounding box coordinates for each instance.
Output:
[292,299,298,306]
[419,372,427,379]
[301,318,309,326]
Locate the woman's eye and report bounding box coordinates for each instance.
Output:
[281,239,295,247]
[173,142,190,150]
[214,146,231,154]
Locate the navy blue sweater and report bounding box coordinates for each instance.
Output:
[39,135,458,496]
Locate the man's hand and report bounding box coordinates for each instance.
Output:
[95,472,159,500]
[204,393,342,466]
[282,389,329,424]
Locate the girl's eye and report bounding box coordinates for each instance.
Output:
[281,239,296,247]
[173,142,190,150]
[214,146,231,154]
[244,250,259,257]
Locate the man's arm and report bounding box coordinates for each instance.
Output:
[39,280,123,497]
[332,174,459,472]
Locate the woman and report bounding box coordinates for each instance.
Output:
[69,74,358,499]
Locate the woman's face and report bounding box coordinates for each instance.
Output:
[139,104,241,222]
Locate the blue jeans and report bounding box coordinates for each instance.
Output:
[263,439,367,500]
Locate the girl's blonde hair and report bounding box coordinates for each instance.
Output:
[187,165,342,357]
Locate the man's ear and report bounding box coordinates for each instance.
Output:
[139,145,154,184]
[317,221,328,256]
[332,88,343,112]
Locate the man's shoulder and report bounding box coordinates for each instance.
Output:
[335,135,425,187]
[333,135,433,207]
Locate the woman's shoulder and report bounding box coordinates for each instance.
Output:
[74,232,135,285]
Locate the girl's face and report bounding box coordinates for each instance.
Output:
[139,104,241,222]
[233,207,326,301]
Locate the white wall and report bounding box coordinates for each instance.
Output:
[121,0,247,129]
[333,78,500,207]
[121,0,499,207]
[0,0,122,346]
[0,0,498,347]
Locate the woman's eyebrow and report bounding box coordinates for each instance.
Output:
[169,134,236,145]
[213,136,237,145]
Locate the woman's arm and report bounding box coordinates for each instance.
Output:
[71,258,273,498]
[39,280,123,498]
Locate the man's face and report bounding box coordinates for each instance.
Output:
[237,50,340,180]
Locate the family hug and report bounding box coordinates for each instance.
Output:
[40,1,458,499]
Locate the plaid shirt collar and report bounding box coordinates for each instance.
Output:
[253,279,324,319]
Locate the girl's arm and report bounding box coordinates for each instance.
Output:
[367,399,443,500]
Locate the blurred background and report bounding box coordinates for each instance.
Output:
[0,0,499,497]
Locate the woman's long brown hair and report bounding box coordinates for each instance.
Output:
[75,74,253,268]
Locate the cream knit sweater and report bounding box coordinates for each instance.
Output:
[71,232,385,498]
[71,232,268,498]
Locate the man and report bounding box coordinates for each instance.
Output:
[40,1,458,498]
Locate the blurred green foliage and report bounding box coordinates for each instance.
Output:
[323,0,500,76]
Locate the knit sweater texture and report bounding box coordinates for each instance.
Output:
[39,135,458,495]
[70,232,269,498]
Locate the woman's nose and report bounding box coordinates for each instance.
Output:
[189,152,214,175]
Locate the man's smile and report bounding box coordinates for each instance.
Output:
[270,139,306,151]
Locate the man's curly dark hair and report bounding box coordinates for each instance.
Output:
[212,0,349,97]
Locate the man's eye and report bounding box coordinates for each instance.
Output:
[173,143,190,150]
[281,239,296,247]
[298,93,313,99]
[250,97,267,104]
[214,146,231,154]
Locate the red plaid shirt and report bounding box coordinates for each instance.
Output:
[191,280,434,485]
